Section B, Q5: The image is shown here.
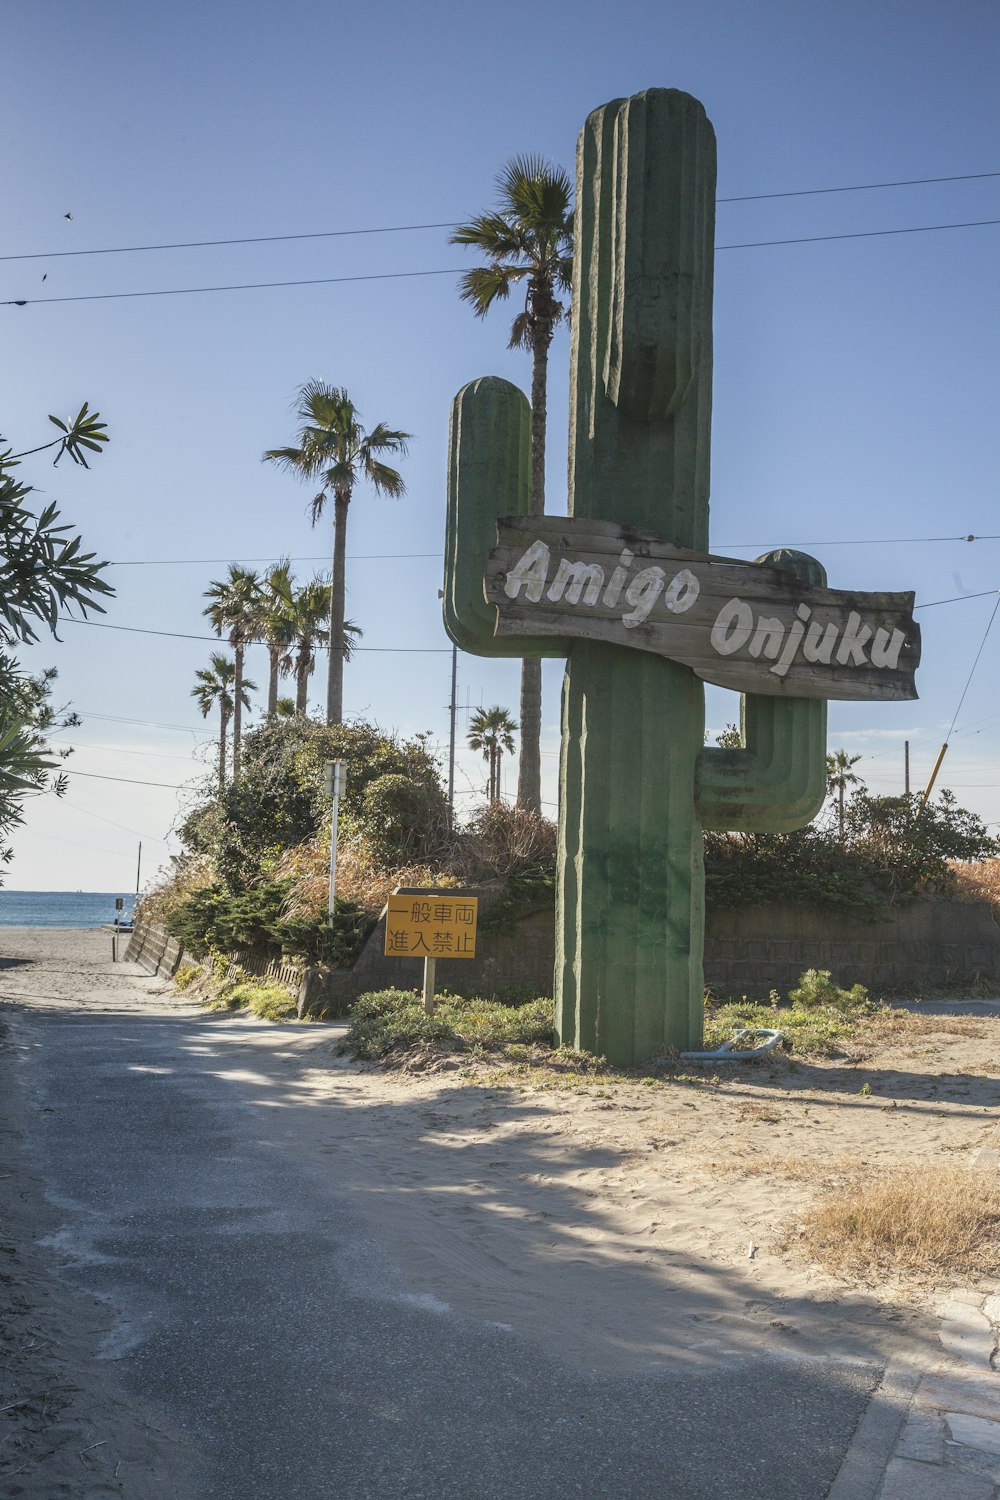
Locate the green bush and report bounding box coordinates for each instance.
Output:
[166,880,375,966]
[788,968,872,1013]
[341,989,555,1061]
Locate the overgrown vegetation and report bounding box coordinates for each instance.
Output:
[705,787,999,916]
[0,405,113,876]
[340,988,555,1062]
[144,716,557,968]
[164,879,374,965]
[796,1164,1000,1280]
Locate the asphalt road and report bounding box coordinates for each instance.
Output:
[1,934,881,1499]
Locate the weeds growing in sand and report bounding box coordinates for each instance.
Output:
[797,1163,1000,1279]
[204,972,297,1022]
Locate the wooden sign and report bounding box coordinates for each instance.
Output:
[384,890,479,960]
[486,517,920,701]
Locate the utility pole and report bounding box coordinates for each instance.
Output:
[135,840,142,896]
[448,642,457,827]
[904,740,910,796]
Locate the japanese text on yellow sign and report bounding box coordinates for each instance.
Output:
[384,892,478,959]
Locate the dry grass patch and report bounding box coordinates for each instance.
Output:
[862,1010,986,1044]
[704,1151,857,1183]
[796,1163,1000,1281]
[733,1102,784,1124]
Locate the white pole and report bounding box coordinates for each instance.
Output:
[328,759,344,924]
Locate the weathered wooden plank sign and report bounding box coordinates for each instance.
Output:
[486,516,920,701]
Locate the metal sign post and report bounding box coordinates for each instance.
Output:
[324,760,345,924]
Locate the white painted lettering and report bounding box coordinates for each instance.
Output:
[602,548,634,608]
[663,568,700,614]
[870,626,906,671]
[749,616,785,660]
[835,611,872,667]
[547,558,605,606]
[622,566,666,627]
[770,603,810,678]
[802,619,838,664]
[504,540,550,603]
[711,598,754,656]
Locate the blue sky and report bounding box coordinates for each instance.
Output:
[3,0,999,890]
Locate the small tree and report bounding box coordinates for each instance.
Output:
[468,706,518,804]
[191,655,255,794]
[203,566,264,777]
[263,383,409,726]
[0,405,113,873]
[826,749,863,840]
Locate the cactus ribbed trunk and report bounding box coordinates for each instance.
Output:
[554,91,716,1062]
[443,89,828,1065]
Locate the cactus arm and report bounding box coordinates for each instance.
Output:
[443,375,564,659]
[696,550,828,832]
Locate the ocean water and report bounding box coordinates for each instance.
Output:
[0,891,135,928]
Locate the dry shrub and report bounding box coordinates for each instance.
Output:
[274,836,459,921]
[798,1163,1000,1279]
[949,857,1000,915]
[451,803,556,881]
[136,854,215,926]
[863,1010,985,1043]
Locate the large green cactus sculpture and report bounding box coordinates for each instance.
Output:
[444,89,827,1063]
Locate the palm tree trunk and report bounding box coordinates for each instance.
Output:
[233,641,245,779]
[295,644,310,715]
[219,707,230,794]
[327,492,350,726]
[516,322,551,815]
[839,784,845,841]
[267,645,280,717]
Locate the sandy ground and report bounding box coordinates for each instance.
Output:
[1,927,998,1495]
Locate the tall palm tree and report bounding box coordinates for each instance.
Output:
[451,156,573,815]
[468,706,518,805]
[263,383,409,725]
[191,654,255,794]
[826,749,864,840]
[260,561,297,718]
[203,566,264,777]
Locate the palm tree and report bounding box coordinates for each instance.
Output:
[263,383,409,725]
[191,654,255,794]
[260,561,297,718]
[451,156,573,815]
[279,578,363,716]
[826,749,864,840]
[468,706,518,805]
[203,566,264,777]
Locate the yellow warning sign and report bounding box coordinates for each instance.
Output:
[384,890,478,959]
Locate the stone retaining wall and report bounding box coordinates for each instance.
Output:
[704,899,1000,997]
[127,895,1000,1016]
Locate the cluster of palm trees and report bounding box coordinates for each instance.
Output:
[192,564,356,791]
[467,706,518,805]
[190,153,572,810]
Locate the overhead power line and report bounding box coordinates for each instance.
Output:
[58,617,452,651]
[67,768,188,790]
[6,218,1000,309]
[107,552,441,567]
[3,171,996,264]
[91,534,1000,569]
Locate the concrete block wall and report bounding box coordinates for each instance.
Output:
[127,896,1000,1015]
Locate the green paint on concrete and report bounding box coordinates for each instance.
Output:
[444,89,826,1063]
